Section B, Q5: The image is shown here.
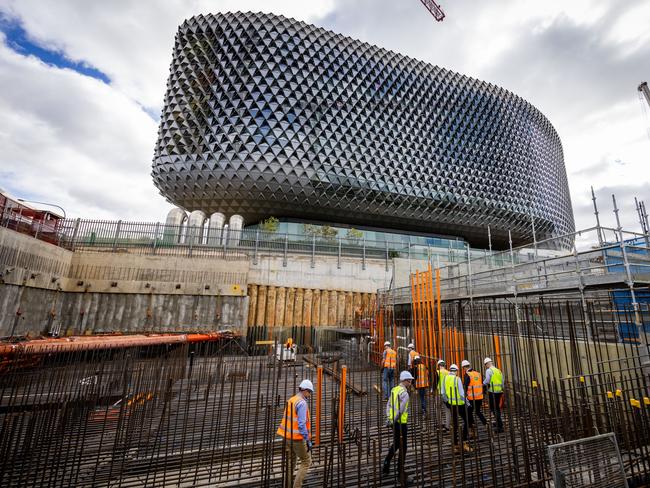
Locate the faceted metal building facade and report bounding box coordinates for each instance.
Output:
[152,12,574,249]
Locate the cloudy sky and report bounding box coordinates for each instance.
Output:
[0,0,648,233]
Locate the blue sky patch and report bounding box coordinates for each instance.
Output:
[0,16,110,84]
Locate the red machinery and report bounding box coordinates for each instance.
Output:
[0,190,64,245]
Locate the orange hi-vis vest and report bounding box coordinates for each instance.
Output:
[277,394,311,440]
[415,363,429,389]
[384,348,397,369]
[466,370,484,400]
[409,350,419,365]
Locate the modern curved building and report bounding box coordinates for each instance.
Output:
[152,11,574,249]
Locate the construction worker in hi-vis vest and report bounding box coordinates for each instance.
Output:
[277,379,314,488]
[383,371,414,485]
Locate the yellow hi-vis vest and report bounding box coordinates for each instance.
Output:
[466,370,483,400]
[277,394,311,440]
[388,385,409,424]
[415,363,429,389]
[444,374,465,406]
[438,367,449,394]
[488,366,504,393]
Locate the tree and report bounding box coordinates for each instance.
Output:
[320,225,338,241]
[346,228,363,241]
[259,216,279,233]
[302,223,320,237]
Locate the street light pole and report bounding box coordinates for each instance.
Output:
[17,199,67,219]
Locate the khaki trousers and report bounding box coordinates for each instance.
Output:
[283,439,312,488]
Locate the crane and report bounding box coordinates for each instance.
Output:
[419,0,445,22]
[639,82,650,109]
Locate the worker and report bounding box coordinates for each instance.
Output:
[286,337,293,349]
[436,359,451,432]
[382,341,397,401]
[441,364,472,453]
[382,370,415,485]
[483,357,504,433]
[407,343,418,373]
[413,356,429,416]
[461,360,487,432]
[277,379,314,488]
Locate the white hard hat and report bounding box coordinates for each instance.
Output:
[461,360,471,368]
[408,343,415,349]
[399,371,415,382]
[484,357,493,365]
[299,379,315,392]
[437,359,446,367]
[449,364,459,371]
[384,341,391,347]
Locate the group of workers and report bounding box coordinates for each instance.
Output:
[277,341,505,487]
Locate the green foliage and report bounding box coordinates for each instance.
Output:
[320,225,338,241]
[388,250,400,258]
[302,224,320,236]
[302,224,338,240]
[346,228,363,240]
[259,216,280,233]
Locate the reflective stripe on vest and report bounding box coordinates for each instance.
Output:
[415,363,429,389]
[277,394,311,440]
[488,367,503,393]
[466,370,483,400]
[388,385,409,424]
[438,368,449,394]
[384,348,397,369]
[444,374,465,406]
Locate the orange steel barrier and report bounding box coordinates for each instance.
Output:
[0,331,238,356]
[338,365,347,443]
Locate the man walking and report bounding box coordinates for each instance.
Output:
[442,364,472,453]
[407,343,418,374]
[382,371,415,486]
[413,356,429,416]
[462,360,487,432]
[382,341,397,400]
[277,379,314,488]
[483,357,504,433]
[436,359,450,432]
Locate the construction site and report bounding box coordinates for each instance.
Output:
[2,1,650,487]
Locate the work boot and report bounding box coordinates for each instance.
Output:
[463,442,473,453]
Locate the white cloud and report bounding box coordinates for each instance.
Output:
[0,37,168,220]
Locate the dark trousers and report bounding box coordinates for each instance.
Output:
[488,392,504,430]
[384,422,408,476]
[417,388,427,414]
[448,404,469,445]
[468,398,487,427]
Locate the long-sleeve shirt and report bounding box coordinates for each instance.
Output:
[294,396,310,441]
[386,385,409,420]
[463,372,471,392]
[483,368,493,388]
[441,375,466,404]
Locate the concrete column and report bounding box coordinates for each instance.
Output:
[320,291,329,327]
[328,291,337,326]
[266,286,276,329]
[294,288,304,326]
[247,285,257,328]
[275,287,286,329]
[286,288,296,327]
[256,285,267,327]
[303,289,313,327]
[312,289,321,327]
[345,292,354,327]
[208,212,226,246]
[228,214,244,247]
[337,292,346,326]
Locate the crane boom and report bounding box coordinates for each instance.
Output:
[419,0,445,21]
[640,82,650,109]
